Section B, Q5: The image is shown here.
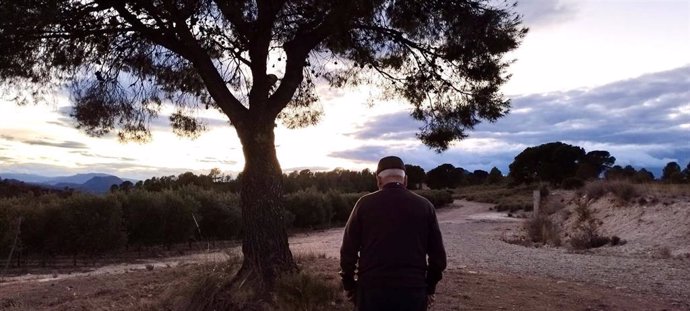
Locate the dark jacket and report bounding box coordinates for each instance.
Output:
[339,182,447,294]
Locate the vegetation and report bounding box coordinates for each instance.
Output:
[1,0,526,291]
[508,142,616,185]
[457,184,534,212]
[0,186,452,266]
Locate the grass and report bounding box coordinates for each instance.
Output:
[580,180,641,203]
[157,253,348,311]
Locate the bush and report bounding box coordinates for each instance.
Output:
[414,190,453,208]
[329,191,362,224]
[275,271,341,311]
[582,180,640,202]
[284,190,333,228]
[561,177,585,190]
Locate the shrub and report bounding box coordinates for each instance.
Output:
[608,181,639,202]
[284,190,333,228]
[561,177,585,190]
[581,180,640,202]
[414,190,453,208]
[329,191,362,224]
[179,187,241,240]
[274,271,341,311]
[524,214,561,246]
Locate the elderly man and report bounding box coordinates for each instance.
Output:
[340,156,447,311]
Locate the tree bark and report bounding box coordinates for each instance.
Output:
[233,120,297,294]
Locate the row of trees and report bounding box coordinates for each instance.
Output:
[507,142,690,186]
[0,186,451,266]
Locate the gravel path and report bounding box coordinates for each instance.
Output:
[292,200,690,307]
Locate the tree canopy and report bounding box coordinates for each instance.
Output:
[1,0,526,150]
[508,142,587,184]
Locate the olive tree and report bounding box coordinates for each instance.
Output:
[0,0,525,292]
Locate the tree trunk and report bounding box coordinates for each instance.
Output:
[233,120,297,294]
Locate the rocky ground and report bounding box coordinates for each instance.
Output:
[1,197,689,310]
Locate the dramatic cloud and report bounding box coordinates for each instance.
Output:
[333,66,690,174]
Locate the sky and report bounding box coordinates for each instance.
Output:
[1,0,689,180]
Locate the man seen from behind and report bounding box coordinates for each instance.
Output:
[340,156,447,311]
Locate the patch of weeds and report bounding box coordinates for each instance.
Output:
[274,270,341,311]
[569,200,610,250]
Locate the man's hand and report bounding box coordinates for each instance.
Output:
[427,294,436,310]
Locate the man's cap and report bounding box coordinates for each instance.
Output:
[376,156,406,175]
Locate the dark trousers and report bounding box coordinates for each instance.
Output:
[355,286,427,311]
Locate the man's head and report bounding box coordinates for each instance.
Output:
[376,156,407,189]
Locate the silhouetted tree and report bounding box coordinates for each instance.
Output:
[684,162,690,183]
[633,168,654,183]
[508,142,585,184]
[468,169,489,185]
[576,150,615,180]
[487,167,503,184]
[404,164,426,190]
[1,0,525,291]
[426,163,464,189]
[662,161,683,183]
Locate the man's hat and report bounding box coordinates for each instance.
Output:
[376,156,406,175]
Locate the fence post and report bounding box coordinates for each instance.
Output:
[533,190,541,216]
[2,217,22,278]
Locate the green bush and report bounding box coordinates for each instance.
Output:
[284,190,333,228]
[414,190,453,208]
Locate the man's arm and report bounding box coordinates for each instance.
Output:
[339,199,363,291]
[426,205,447,295]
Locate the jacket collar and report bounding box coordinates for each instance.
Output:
[382,182,405,189]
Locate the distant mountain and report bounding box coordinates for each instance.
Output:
[43,173,115,185]
[0,178,68,198]
[0,173,54,184]
[0,173,137,194]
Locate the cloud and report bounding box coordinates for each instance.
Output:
[69,150,137,162]
[199,156,238,165]
[335,66,690,173]
[513,0,580,27]
[347,113,421,140]
[283,166,331,173]
[22,138,89,149]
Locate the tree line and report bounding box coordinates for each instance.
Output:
[0,185,451,267]
[102,141,689,195]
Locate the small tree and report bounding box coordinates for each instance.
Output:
[662,162,683,183]
[487,166,503,184]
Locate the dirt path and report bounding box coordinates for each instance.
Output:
[2,200,689,310]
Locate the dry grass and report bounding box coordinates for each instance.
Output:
[642,183,690,198]
[456,184,535,212]
[581,180,641,203]
[157,253,346,311]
